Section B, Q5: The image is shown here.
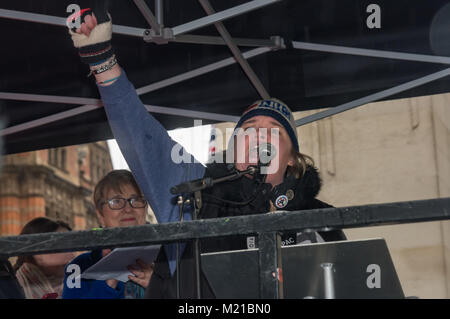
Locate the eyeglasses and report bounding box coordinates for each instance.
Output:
[102,197,147,210]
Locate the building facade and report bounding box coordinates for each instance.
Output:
[0,142,113,235]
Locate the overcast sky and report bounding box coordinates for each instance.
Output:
[107,124,212,170]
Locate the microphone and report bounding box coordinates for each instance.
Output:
[254,143,277,178]
[170,144,277,195]
[257,143,277,168]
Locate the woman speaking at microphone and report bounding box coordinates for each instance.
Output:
[66,1,345,299]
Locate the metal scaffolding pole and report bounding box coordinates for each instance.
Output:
[172,34,280,48]
[171,0,282,36]
[198,0,270,99]
[0,92,238,136]
[0,8,146,38]
[136,47,271,96]
[155,0,164,26]
[292,41,450,66]
[133,0,161,31]
[295,67,450,127]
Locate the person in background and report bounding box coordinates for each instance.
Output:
[0,257,25,299]
[14,217,75,299]
[62,170,154,299]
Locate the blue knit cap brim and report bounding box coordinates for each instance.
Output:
[233,100,299,152]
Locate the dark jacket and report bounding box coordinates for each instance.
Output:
[145,160,346,299]
[0,258,25,299]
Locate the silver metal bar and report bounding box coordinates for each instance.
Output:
[198,0,270,99]
[0,8,66,27]
[258,232,283,299]
[0,8,146,38]
[174,34,277,48]
[143,104,239,122]
[136,47,272,96]
[0,92,101,106]
[112,25,145,38]
[171,0,281,36]
[155,0,164,26]
[133,0,161,31]
[0,105,102,136]
[0,8,278,46]
[0,93,238,136]
[321,263,335,299]
[292,41,450,65]
[295,68,450,127]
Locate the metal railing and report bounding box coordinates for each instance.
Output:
[1,197,449,298]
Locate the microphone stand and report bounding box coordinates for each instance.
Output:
[170,166,259,195]
[170,166,260,299]
[175,196,187,299]
[193,190,202,299]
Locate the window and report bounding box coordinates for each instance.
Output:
[48,148,67,172]
[61,149,67,171]
[48,149,56,166]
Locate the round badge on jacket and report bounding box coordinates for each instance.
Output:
[286,189,294,200]
[275,195,289,209]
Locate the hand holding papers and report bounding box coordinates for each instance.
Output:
[81,245,160,283]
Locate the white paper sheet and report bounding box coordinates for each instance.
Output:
[81,245,161,283]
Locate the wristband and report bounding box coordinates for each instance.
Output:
[68,10,113,66]
[87,55,117,77]
[97,75,120,85]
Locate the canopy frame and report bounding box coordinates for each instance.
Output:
[1,2,450,137]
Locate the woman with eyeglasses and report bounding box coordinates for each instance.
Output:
[62,170,154,299]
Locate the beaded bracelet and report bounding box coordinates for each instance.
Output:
[87,55,117,77]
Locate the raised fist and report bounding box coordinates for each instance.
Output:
[67,0,114,66]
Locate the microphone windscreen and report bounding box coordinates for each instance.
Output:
[258,143,277,165]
